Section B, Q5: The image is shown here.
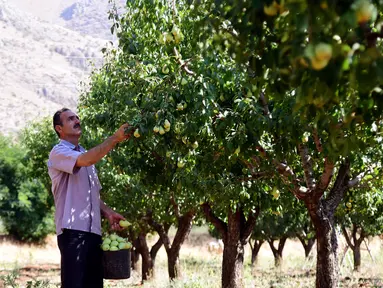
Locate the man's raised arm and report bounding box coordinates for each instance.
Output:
[76,123,132,167]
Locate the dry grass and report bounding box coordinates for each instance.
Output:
[0,228,382,288]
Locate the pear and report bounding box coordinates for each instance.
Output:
[134,129,141,138]
[110,240,119,247]
[177,103,184,111]
[264,1,279,16]
[310,57,329,70]
[181,78,188,85]
[354,0,377,24]
[314,43,332,61]
[164,119,171,129]
[119,220,131,228]
[101,244,110,251]
[162,65,169,74]
[177,160,185,168]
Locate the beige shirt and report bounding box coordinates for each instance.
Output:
[47,140,102,236]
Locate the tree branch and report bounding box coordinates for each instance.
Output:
[312,128,323,153]
[171,0,177,18]
[313,158,334,201]
[278,236,287,253]
[146,211,171,253]
[238,171,270,183]
[298,143,315,191]
[325,160,350,212]
[341,225,354,250]
[258,92,269,116]
[174,47,195,75]
[170,192,180,218]
[296,234,307,249]
[241,207,260,241]
[348,170,369,188]
[201,202,227,237]
[274,160,308,200]
[150,230,165,260]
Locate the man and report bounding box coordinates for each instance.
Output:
[48,108,132,288]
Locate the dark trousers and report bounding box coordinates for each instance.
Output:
[57,229,103,288]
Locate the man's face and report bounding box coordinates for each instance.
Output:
[56,110,81,138]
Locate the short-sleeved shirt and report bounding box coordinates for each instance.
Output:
[47,140,102,236]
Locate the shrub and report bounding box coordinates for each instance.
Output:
[0,135,54,243]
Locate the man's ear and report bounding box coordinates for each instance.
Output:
[55,125,62,135]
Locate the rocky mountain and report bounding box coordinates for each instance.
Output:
[0,0,125,136]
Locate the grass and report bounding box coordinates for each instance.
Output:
[0,227,382,288]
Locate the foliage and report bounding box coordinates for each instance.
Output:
[0,134,54,242]
[336,162,383,237]
[0,269,51,288]
[202,0,383,139]
[252,192,303,242]
[21,118,59,196]
[79,0,277,231]
[76,0,383,285]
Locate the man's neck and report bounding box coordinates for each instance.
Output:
[60,136,80,146]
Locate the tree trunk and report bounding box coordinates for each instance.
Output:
[136,233,154,282]
[342,224,364,272]
[221,212,246,288]
[130,231,140,271]
[131,246,140,271]
[268,237,287,268]
[305,238,315,258]
[148,211,195,280]
[250,239,263,268]
[301,160,352,288]
[306,199,339,288]
[297,234,316,259]
[202,203,259,288]
[352,244,361,272]
[167,212,194,279]
[150,236,163,271]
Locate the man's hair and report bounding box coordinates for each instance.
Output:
[53,108,70,138]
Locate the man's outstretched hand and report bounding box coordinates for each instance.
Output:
[114,123,134,143]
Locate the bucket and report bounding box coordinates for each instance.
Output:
[102,249,131,279]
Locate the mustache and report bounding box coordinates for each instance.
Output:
[74,124,81,129]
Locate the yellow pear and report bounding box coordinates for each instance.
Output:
[164,119,171,129]
[134,129,141,138]
[310,57,329,70]
[354,0,377,24]
[264,2,279,16]
[315,43,332,61]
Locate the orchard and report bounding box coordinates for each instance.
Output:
[75,0,383,287]
[3,0,379,288]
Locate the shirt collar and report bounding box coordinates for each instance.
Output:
[59,139,82,151]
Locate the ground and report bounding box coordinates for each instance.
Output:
[0,227,382,287]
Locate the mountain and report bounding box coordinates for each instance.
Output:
[0,0,125,136]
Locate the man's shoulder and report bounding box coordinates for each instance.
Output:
[49,141,74,158]
[50,142,65,153]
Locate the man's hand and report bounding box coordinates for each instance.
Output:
[76,123,133,167]
[106,210,126,231]
[114,123,134,143]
